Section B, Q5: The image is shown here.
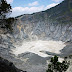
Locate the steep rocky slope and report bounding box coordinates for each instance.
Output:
[14,0,72,42]
[0,0,72,72]
[0,56,26,72]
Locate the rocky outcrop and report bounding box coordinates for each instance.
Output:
[0,0,72,72]
[13,0,72,42]
[0,56,27,72]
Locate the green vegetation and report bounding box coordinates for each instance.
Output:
[0,0,14,32]
[45,0,72,24]
[46,55,69,72]
[5,17,14,32]
[0,0,12,19]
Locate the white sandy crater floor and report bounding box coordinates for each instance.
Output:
[11,40,66,57]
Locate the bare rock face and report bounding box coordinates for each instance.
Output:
[13,0,72,42]
[0,0,72,72]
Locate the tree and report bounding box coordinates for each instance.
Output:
[46,55,69,72]
[0,0,12,19]
[0,0,14,32]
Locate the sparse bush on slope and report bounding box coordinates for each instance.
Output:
[46,55,70,72]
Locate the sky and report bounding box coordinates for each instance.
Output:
[6,0,64,17]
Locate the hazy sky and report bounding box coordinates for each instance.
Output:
[6,0,64,17]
